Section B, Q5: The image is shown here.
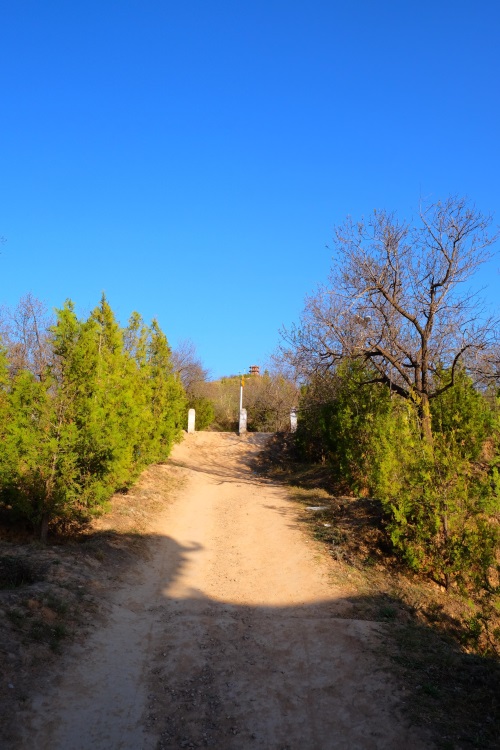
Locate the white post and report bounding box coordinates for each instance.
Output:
[290,409,298,433]
[187,408,196,434]
[239,408,247,435]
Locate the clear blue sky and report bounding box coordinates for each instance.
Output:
[1,1,499,378]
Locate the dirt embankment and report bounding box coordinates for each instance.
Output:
[8,432,428,749]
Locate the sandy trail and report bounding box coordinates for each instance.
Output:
[20,432,426,749]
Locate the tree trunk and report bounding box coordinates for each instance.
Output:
[39,512,49,544]
[419,393,433,444]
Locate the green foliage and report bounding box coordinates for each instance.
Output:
[377,374,499,595]
[379,432,499,594]
[296,360,395,492]
[188,396,215,431]
[2,369,80,533]
[0,341,13,488]
[296,360,500,603]
[0,297,186,538]
[431,367,494,460]
[147,319,187,460]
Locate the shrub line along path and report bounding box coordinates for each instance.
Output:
[20,432,427,749]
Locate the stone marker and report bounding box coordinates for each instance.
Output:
[239,408,247,435]
[290,408,298,433]
[187,408,196,434]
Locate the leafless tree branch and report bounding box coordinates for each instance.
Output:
[280,197,499,441]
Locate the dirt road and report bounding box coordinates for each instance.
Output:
[20,432,426,749]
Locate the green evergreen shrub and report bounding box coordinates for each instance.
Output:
[0,297,187,539]
[295,359,500,600]
[187,396,215,431]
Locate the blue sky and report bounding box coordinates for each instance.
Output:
[1,1,499,378]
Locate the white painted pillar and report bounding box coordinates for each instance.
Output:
[239,408,247,435]
[187,408,196,434]
[290,409,298,433]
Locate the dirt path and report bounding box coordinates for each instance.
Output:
[19,432,426,749]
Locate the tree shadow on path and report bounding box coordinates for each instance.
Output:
[16,530,499,750]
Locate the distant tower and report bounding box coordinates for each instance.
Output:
[249,365,260,376]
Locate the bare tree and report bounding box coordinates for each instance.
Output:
[196,368,299,432]
[282,197,498,442]
[473,337,500,385]
[1,293,53,380]
[242,370,299,432]
[171,339,209,394]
